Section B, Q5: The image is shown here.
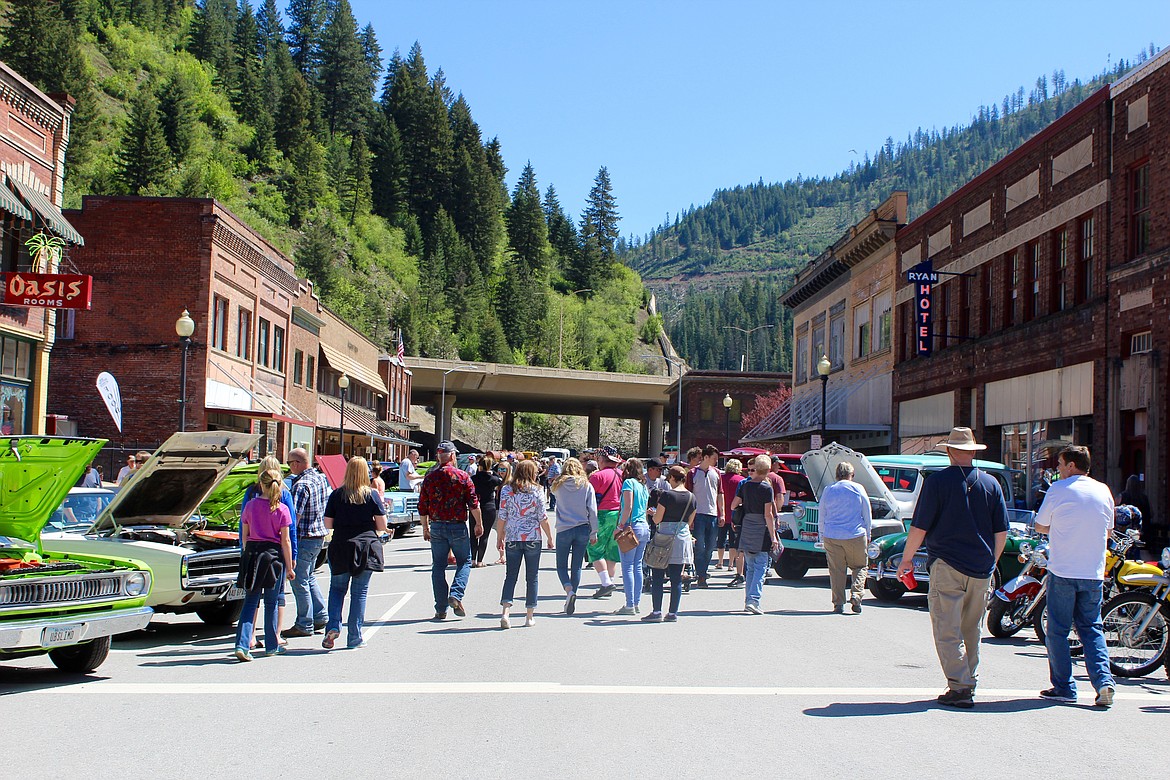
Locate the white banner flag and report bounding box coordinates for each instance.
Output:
[95,372,122,432]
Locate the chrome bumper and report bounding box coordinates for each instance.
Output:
[0,606,153,650]
[869,562,932,583]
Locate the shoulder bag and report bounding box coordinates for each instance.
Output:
[730,480,747,527]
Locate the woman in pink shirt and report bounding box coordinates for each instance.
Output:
[233,468,294,662]
[718,459,746,573]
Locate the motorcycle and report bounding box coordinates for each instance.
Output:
[987,540,1048,638]
[1101,546,1170,678]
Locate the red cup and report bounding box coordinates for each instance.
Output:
[898,568,918,590]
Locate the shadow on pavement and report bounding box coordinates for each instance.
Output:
[420,625,504,635]
[0,668,110,694]
[804,697,1060,717]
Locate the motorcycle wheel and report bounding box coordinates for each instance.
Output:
[987,596,1030,638]
[1032,598,1084,655]
[1102,591,1169,678]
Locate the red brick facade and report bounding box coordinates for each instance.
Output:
[670,371,791,454]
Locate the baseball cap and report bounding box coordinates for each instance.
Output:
[646,458,664,470]
[437,440,458,454]
[600,445,623,462]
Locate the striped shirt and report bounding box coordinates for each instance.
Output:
[291,467,331,538]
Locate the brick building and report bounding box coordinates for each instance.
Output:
[667,370,791,455]
[891,87,1112,507]
[1105,48,1170,542]
[755,192,906,453]
[0,60,84,435]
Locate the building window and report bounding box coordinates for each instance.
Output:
[829,313,845,369]
[1,228,21,273]
[980,264,992,336]
[854,303,871,359]
[1130,162,1150,258]
[728,398,741,423]
[794,335,808,384]
[258,318,270,367]
[875,292,892,352]
[272,325,285,372]
[810,322,825,377]
[1010,251,1021,326]
[1053,229,1067,311]
[236,309,252,360]
[56,310,75,341]
[212,296,228,351]
[1079,216,1094,303]
[959,275,971,337]
[1027,242,1040,320]
[306,355,315,389]
[293,349,304,385]
[700,396,713,421]
[1130,331,1153,355]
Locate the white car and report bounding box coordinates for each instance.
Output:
[42,431,261,625]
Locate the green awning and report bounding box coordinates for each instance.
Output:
[0,184,32,222]
[7,177,84,245]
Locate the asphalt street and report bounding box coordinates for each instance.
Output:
[3,529,1169,779]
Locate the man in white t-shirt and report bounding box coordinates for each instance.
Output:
[686,445,724,588]
[399,449,424,492]
[1034,445,1116,708]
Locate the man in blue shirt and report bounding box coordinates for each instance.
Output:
[819,461,871,614]
[898,427,1008,709]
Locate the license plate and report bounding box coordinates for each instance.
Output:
[799,531,819,543]
[42,624,81,646]
[225,586,245,600]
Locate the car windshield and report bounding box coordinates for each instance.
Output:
[873,466,921,494]
[47,490,117,533]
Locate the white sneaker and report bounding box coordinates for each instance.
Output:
[613,605,636,616]
[745,603,763,615]
[500,615,510,630]
[524,615,535,627]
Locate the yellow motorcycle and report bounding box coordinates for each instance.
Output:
[1101,546,1170,677]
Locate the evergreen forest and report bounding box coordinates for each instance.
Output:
[0,0,649,372]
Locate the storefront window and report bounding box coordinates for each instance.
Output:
[0,382,27,434]
[1000,417,1088,509]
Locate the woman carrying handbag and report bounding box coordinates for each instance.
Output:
[643,465,695,622]
[613,458,650,616]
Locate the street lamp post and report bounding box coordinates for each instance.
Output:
[722,324,775,372]
[817,354,831,448]
[559,288,592,368]
[337,373,349,457]
[723,393,733,451]
[175,309,195,432]
[440,364,479,444]
[641,353,686,459]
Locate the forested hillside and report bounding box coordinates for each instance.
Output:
[0,0,652,372]
[626,47,1159,373]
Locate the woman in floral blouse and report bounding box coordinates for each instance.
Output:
[495,459,553,628]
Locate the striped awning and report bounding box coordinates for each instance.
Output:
[0,184,31,222]
[319,342,388,394]
[8,177,84,244]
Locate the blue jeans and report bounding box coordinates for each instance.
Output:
[555,524,591,594]
[292,536,327,631]
[327,568,373,647]
[743,551,770,608]
[1045,574,1114,695]
[236,583,281,652]
[692,514,718,580]
[619,522,651,607]
[502,540,542,608]
[430,521,472,614]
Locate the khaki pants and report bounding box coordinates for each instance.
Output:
[824,535,867,607]
[927,558,990,691]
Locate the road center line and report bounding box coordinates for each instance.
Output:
[16,682,1170,701]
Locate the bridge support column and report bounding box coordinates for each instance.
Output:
[587,407,601,448]
[502,411,515,451]
[432,394,444,444]
[648,403,664,458]
[433,393,456,445]
[639,417,649,456]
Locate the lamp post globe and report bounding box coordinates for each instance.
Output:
[338,373,350,457]
[816,355,831,448]
[723,393,733,451]
[176,309,195,432]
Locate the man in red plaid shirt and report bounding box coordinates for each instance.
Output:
[420,441,482,620]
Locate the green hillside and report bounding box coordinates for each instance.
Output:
[622,48,1159,372]
[0,0,655,373]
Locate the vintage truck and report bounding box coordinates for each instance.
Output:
[1,436,153,673]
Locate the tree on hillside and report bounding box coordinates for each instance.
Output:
[232,1,263,126]
[275,70,327,225]
[543,184,578,272]
[157,72,196,162]
[285,0,326,78]
[256,0,283,55]
[369,112,408,224]
[738,383,792,435]
[115,85,171,195]
[506,162,549,275]
[448,95,504,277]
[190,0,237,89]
[317,0,368,136]
[581,166,619,264]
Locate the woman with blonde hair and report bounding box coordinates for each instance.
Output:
[322,456,387,650]
[239,455,297,648]
[552,457,598,615]
[496,459,553,628]
[233,468,295,661]
[717,459,746,573]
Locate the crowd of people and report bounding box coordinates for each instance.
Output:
[227,427,1128,712]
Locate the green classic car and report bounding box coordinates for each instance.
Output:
[1,436,153,672]
[863,454,1037,601]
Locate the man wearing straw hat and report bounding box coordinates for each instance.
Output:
[897,427,1009,709]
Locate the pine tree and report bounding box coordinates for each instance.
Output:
[190,0,237,89]
[360,23,382,99]
[294,216,342,296]
[447,95,503,277]
[506,162,548,275]
[369,112,408,224]
[543,184,578,272]
[275,71,327,225]
[317,0,368,136]
[116,85,171,195]
[581,165,620,265]
[157,73,196,162]
[256,0,283,56]
[345,131,371,224]
[285,0,326,78]
[232,1,263,125]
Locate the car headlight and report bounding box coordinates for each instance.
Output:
[1161,547,1170,570]
[866,542,882,560]
[124,571,148,596]
[792,504,805,520]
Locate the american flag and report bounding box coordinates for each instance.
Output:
[396,329,405,362]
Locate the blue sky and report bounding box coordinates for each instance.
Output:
[350,1,1168,237]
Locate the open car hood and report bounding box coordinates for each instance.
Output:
[197,461,290,526]
[90,431,261,532]
[800,442,899,506]
[0,436,106,545]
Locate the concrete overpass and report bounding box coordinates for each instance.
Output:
[407,357,676,452]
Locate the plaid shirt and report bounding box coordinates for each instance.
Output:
[419,464,479,522]
[291,467,331,538]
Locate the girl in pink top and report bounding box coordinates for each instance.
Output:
[233,469,294,662]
